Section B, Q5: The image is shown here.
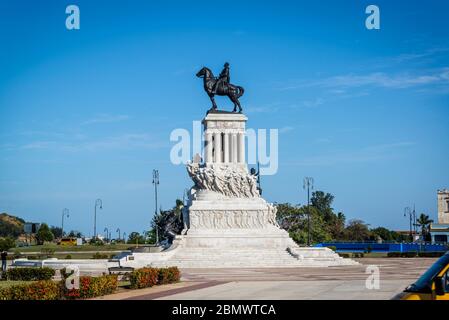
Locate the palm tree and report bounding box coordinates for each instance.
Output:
[416,213,433,241]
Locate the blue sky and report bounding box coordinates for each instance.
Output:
[1,0,448,237]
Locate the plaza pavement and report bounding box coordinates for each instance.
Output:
[95,258,437,300]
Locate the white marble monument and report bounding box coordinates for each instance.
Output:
[124,111,357,268]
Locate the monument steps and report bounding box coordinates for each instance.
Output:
[127,246,358,268]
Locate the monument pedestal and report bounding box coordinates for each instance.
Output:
[124,111,357,268]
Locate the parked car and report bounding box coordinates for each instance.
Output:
[393,251,449,300]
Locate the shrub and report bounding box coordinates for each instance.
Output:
[129,267,181,289]
[0,237,16,252]
[387,252,401,257]
[338,253,350,258]
[60,270,118,299]
[65,254,72,259]
[417,251,445,258]
[92,252,108,259]
[129,267,159,289]
[401,251,418,258]
[6,267,55,281]
[352,253,364,258]
[89,239,104,246]
[0,280,60,300]
[158,267,181,284]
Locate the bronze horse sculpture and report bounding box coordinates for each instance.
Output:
[196,67,244,113]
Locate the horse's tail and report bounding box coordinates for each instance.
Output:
[237,86,244,98]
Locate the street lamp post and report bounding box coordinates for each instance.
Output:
[303,177,314,247]
[412,204,417,238]
[152,169,160,244]
[404,207,415,242]
[61,208,69,238]
[116,228,121,241]
[123,232,126,243]
[94,199,102,239]
[104,227,109,242]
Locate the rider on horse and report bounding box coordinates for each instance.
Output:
[212,62,230,94]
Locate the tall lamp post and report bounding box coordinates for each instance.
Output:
[412,204,417,238]
[123,232,127,243]
[303,177,314,246]
[94,199,102,239]
[152,169,160,244]
[404,207,415,242]
[116,228,121,241]
[61,208,69,238]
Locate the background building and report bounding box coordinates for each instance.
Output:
[430,189,449,243]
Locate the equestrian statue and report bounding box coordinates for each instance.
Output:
[196,63,245,113]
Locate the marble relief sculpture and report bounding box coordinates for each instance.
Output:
[186,162,260,198]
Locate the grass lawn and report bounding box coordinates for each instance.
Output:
[0,280,36,289]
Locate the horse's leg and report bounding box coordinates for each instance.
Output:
[236,99,242,113]
[229,94,238,112]
[209,94,217,110]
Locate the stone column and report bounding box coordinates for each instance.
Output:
[205,132,213,163]
[231,133,238,163]
[223,132,230,163]
[214,132,221,163]
[238,132,245,163]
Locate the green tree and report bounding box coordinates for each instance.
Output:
[344,219,370,241]
[329,212,346,240]
[35,223,54,245]
[50,226,62,238]
[370,227,394,241]
[416,213,433,241]
[276,203,332,245]
[151,199,184,243]
[0,237,16,251]
[127,232,146,244]
[67,230,83,238]
[145,229,157,244]
[311,191,335,221]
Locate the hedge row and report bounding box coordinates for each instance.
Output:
[337,252,364,258]
[0,274,118,300]
[5,267,55,281]
[387,251,446,258]
[63,275,118,299]
[1,266,181,299]
[0,280,60,300]
[129,267,180,289]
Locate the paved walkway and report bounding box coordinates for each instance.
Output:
[99,258,436,300]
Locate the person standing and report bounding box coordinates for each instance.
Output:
[1,251,7,272]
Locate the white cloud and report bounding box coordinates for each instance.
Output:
[280,68,449,91]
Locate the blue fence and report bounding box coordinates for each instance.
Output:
[315,242,449,253]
